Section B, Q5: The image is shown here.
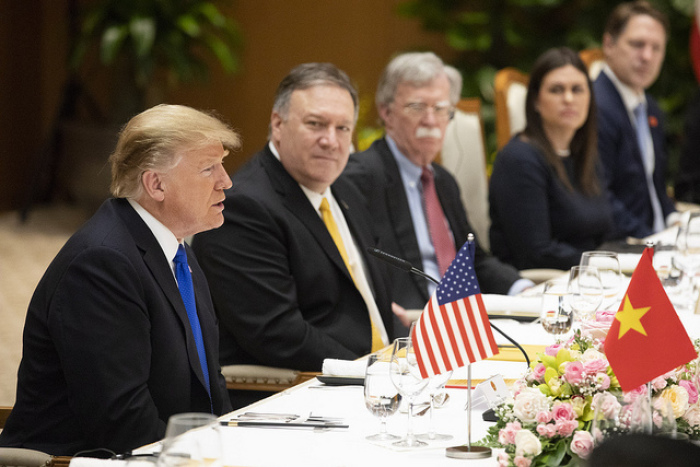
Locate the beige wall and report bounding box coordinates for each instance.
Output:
[0,0,454,211]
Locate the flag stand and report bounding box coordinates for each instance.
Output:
[445,363,491,459]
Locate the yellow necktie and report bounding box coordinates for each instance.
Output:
[320,198,383,352]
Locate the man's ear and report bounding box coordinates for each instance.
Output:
[270,111,283,142]
[378,104,391,126]
[602,33,614,56]
[141,170,165,202]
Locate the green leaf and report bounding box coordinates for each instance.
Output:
[177,14,201,37]
[100,25,129,64]
[198,2,227,27]
[204,34,238,73]
[129,17,156,59]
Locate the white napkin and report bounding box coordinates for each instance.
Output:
[618,253,642,274]
[481,294,540,315]
[69,459,128,467]
[321,358,367,377]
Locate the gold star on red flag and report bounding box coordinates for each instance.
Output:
[615,295,650,339]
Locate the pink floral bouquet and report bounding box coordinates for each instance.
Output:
[477,310,700,467]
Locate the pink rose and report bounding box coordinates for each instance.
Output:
[552,401,575,421]
[564,361,585,385]
[596,373,611,391]
[536,423,556,438]
[545,343,563,356]
[680,380,699,405]
[532,363,546,382]
[592,392,621,420]
[652,375,668,391]
[570,430,594,459]
[498,452,510,466]
[583,359,608,375]
[623,385,648,403]
[499,421,522,445]
[555,419,578,437]
[514,456,532,467]
[535,410,552,424]
[595,310,616,322]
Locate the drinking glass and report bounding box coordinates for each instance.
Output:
[674,211,700,307]
[567,265,603,323]
[416,370,453,441]
[580,251,622,307]
[364,353,401,441]
[540,280,573,343]
[389,337,429,447]
[158,413,221,467]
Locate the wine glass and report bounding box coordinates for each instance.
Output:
[364,353,401,441]
[158,413,221,467]
[416,370,453,441]
[580,251,622,307]
[389,337,429,448]
[567,265,603,323]
[540,280,573,343]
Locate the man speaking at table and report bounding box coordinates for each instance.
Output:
[192,63,394,390]
[344,52,530,335]
[0,105,237,456]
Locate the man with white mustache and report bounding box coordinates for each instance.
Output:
[345,52,532,336]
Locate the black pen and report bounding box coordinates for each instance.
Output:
[220,420,349,429]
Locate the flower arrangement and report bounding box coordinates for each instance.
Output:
[478,310,700,467]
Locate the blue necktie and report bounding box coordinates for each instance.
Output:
[174,244,211,395]
[634,103,665,233]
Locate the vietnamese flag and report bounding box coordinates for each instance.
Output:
[604,248,697,392]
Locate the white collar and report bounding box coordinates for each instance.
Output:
[127,199,181,263]
[602,64,647,112]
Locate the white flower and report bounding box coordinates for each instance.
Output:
[683,403,700,426]
[580,348,605,364]
[513,387,550,423]
[655,385,689,419]
[515,429,542,457]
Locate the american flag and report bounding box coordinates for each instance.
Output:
[411,239,499,378]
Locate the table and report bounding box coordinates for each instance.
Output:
[126,235,700,467]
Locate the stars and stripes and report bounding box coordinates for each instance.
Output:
[411,238,499,378]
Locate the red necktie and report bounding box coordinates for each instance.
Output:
[421,167,456,277]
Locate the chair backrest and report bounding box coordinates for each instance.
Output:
[579,47,605,80]
[438,98,491,250]
[494,68,529,150]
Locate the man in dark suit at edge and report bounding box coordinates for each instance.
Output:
[0,105,237,455]
[594,1,679,239]
[344,52,532,335]
[192,63,394,406]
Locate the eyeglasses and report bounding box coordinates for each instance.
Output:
[402,102,454,120]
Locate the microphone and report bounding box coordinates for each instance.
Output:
[366,246,530,367]
[366,248,439,285]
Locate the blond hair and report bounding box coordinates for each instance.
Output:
[109,104,240,199]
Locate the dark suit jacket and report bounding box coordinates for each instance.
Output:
[344,138,522,312]
[594,72,675,238]
[191,147,394,372]
[0,198,231,456]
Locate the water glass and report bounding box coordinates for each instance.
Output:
[580,251,622,305]
[364,353,401,441]
[158,413,221,467]
[540,280,573,343]
[568,265,603,323]
[389,337,429,447]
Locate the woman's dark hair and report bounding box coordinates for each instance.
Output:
[523,47,600,195]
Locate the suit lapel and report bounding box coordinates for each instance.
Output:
[376,140,429,302]
[260,149,355,283]
[116,199,210,391]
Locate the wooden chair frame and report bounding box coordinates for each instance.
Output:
[494,67,529,150]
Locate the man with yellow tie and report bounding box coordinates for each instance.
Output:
[192,63,394,406]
